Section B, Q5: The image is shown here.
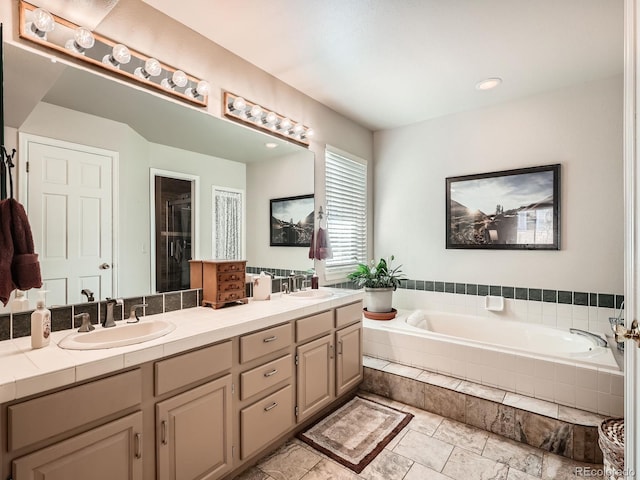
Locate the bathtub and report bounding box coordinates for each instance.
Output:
[363,310,624,416]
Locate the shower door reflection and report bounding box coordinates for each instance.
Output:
[154,175,195,293]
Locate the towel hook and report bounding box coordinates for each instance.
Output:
[317,206,325,220]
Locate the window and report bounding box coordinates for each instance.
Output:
[325,147,368,277]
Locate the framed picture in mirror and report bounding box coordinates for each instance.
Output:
[446,164,561,250]
[270,194,315,247]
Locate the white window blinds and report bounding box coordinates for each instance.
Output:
[325,147,368,275]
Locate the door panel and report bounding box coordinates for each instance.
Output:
[296,334,334,422]
[25,136,114,305]
[336,323,363,396]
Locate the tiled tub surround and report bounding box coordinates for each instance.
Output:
[363,309,624,417]
[361,356,607,464]
[0,287,362,403]
[0,288,203,341]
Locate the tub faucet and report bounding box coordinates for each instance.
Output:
[103,298,123,328]
[609,301,625,351]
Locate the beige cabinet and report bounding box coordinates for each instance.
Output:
[156,374,233,480]
[296,334,335,422]
[336,322,363,397]
[12,412,143,480]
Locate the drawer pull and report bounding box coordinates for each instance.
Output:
[264,402,278,412]
[338,340,343,355]
[161,420,168,445]
[330,343,334,359]
[134,433,143,459]
[264,369,278,378]
[263,336,277,343]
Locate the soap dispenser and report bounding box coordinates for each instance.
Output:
[31,293,51,349]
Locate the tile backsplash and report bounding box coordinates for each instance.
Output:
[0,289,203,341]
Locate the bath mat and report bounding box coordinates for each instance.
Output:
[297,396,413,473]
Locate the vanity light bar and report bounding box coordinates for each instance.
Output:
[18,0,209,107]
[223,91,314,147]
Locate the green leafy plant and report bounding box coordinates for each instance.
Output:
[347,255,406,289]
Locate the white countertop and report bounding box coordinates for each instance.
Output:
[0,288,363,403]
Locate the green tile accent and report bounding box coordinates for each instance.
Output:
[573,292,588,306]
[435,281,445,292]
[445,282,455,293]
[489,285,502,296]
[455,283,466,294]
[424,281,435,291]
[477,284,489,296]
[466,284,478,295]
[598,294,614,309]
[502,286,514,299]
[515,288,528,300]
[557,291,572,304]
[528,289,542,301]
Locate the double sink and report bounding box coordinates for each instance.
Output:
[58,289,333,350]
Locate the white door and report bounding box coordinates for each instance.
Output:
[21,134,116,306]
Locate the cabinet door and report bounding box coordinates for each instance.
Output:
[336,323,363,397]
[156,374,233,480]
[296,334,334,422]
[13,412,143,480]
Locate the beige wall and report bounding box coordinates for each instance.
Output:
[246,151,315,272]
[373,75,624,294]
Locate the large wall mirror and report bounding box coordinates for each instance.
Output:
[3,42,315,307]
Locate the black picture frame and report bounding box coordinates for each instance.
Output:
[270,194,315,247]
[446,164,561,250]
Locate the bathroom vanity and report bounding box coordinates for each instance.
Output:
[0,289,363,480]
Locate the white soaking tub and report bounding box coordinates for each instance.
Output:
[363,310,623,416]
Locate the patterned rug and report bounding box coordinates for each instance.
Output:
[297,396,413,473]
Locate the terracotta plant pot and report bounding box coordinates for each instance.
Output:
[364,287,394,313]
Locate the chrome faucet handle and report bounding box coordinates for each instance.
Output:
[75,313,94,332]
[302,280,311,290]
[281,281,290,294]
[127,304,147,324]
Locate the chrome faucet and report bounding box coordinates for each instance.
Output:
[288,272,307,292]
[75,313,94,332]
[609,301,625,351]
[81,289,94,302]
[127,304,147,324]
[103,298,123,328]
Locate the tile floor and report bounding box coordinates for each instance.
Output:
[234,392,606,480]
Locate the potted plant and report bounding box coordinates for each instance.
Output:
[347,255,405,313]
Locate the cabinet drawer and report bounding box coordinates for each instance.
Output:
[218,272,243,282]
[155,341,232,396]
[336,301,363,329]
[241,385,293,459]
[216,290,245,303]
[218,281,244,292]
[9,369,142,451]
[241,354,292,400]
[240,323,292,363]
[217,262,244,273]
[296,310,333,343]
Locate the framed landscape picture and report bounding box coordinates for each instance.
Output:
[270,194,315,246]
[446,164,560,250]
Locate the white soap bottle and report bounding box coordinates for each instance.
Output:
[11,290,29,313]
[31,300,51,349]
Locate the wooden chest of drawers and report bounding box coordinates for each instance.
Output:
[190,260,248,309]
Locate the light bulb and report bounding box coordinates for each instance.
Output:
[185,80,210,99]
[135,57,162,79]
[280,118,292,132]
[65,27,95,54]
[196,80,210,96]
[232,97,247,112]
[293,124,304,134]
[304,128,314,138]
[265,111,278,125]
[161,70,188,90]
[102,44,131,68]
[250,105,263,119]
[29,8,55,38]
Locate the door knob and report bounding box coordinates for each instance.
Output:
[615,319,640,346]
[99,263,111,270]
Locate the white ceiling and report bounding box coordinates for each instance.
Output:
[141,0,624,131]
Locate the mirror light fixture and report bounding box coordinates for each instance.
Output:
[19,0,210,107]
[223,91,314,147]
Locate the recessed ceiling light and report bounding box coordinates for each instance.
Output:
[475,77,502,91]
[265,142,278,149]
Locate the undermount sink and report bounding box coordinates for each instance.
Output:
[58,320,176,350]
[285,289,333,300]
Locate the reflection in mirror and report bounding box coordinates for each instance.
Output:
[3,42,315,309]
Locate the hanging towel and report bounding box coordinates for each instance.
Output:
[0,199,42,306]
[314,227,333,260]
